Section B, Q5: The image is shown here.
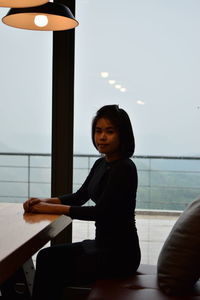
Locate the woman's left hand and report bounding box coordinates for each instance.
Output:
[28,202,70,215]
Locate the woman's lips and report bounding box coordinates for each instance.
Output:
[98,144,108,149]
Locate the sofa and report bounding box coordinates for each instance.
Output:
[86,264,200,300]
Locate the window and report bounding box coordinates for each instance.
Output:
[0,8,52,202]
[74,0,200,157]
[74,0,200,208]
[73,0,200,263]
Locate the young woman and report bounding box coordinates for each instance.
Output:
[23,104,141,300]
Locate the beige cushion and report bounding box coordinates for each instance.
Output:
[157,197,200,295]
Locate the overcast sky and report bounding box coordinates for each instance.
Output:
[0,0,200,156]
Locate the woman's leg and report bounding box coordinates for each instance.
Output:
[32,242,96,300]
[96,246,141,279]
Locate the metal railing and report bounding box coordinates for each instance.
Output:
[0,152,200,211]
[0,152,51,203]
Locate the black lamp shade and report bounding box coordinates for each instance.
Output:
[2,2,79,31]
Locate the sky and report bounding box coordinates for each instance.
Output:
[0,0,200,156]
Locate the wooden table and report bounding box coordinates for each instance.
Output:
[0,202,72,298]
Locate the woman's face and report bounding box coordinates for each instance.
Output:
[94,118,121,161]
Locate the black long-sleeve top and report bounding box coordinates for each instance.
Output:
[59,157,139,252]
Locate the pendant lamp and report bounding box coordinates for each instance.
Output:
[0,0,48,8]
[2,2,79,31]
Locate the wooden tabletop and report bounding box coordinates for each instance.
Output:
[0,202,72,285]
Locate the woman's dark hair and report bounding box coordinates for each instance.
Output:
[92,104,135,158]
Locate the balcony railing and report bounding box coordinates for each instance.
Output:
[0,152,51,203]
[0,152,199,211]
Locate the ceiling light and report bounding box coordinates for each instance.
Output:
[137,100,145,105]
[34,14,48,27]
[115,84,121,89]
[0,0,47,8]
[100,72,109,78]
[120,87,126,92]
[108,80,115,85]
[2,2,79,31]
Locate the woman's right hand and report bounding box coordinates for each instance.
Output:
[23,198,47,212]
[23,197,61,212]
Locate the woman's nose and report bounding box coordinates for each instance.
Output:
[100,132,106,140]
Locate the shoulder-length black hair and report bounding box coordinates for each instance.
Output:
[92,104,135,158]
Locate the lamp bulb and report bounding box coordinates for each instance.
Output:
[34,15,48,27]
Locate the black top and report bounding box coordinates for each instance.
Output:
[59,157,139,252]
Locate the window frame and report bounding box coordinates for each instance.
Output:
[51,0,76,243]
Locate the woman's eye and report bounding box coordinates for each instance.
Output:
[95,129,101,133]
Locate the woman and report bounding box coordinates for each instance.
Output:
[23,104,141,300]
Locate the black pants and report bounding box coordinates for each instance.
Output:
[32,241,141,300]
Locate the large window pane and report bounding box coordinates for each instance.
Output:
[0,9,52,202]
[74,0,200,207]
[74,0,200,263]
[74,0,200,156]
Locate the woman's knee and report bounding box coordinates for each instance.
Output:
[36,246,58,270]
[36,243,82,271]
